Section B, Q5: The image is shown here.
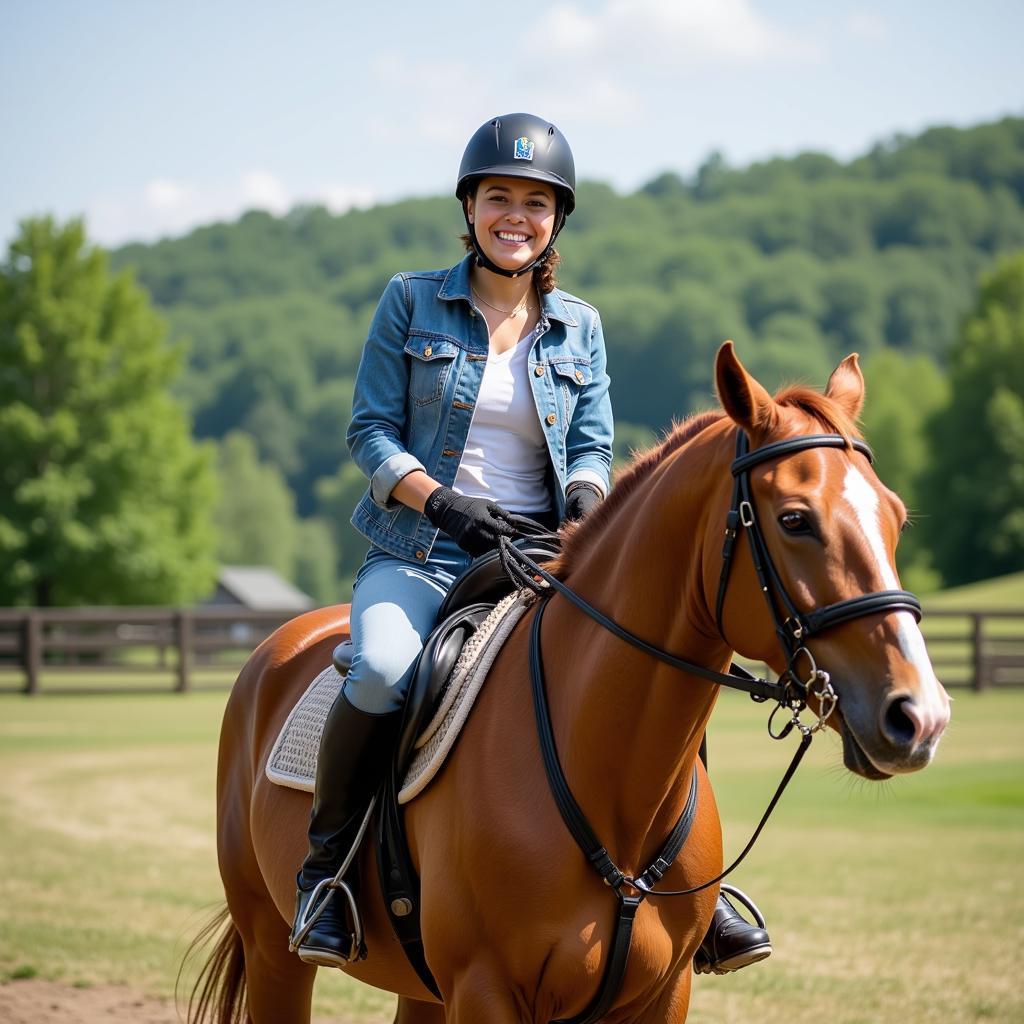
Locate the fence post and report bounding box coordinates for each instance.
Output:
[971,613,985,692]
[175,610,193,693]
[24,612,42,695]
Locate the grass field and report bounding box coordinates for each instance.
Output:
[923,571,1024,610]
[0,685,1021,1023]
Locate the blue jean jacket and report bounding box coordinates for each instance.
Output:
[347,254,614,562]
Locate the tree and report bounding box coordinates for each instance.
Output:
[0,218,217,605]
[316,461,373,593]
[860,349,949,592]
[918,253,1024,586]
[294,518,340,606]
[214,432,299,579]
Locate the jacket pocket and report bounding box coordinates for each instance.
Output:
[405,333,460,406]
[550,359,593,426]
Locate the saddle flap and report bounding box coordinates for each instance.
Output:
[394,603,493,773]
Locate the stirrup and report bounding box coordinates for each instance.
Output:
[289,875,364,962]
[289,796,377,961]
[720,882,767,929]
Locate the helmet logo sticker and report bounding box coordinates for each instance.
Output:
[514,136,535,161]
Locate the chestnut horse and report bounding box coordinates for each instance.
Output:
[190,344,949,1023]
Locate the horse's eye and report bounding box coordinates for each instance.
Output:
[779,511,811,534]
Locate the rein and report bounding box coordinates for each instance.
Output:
[496,429,922,1024]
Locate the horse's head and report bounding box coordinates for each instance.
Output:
[710,342,950,779]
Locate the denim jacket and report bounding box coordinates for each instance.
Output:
[347,254,614,562]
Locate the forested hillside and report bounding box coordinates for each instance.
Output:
[111,117,1024,596]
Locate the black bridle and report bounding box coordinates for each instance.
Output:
[716,432,921,680]
[497,429,923,1024]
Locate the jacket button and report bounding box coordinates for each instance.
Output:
[415,550,425,560]
[575,370,585,383]
[423,346,433,358]
[546,413,557,426]
[534,365,545,376]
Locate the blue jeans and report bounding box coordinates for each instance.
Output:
[343,534,473,715]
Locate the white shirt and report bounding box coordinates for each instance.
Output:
[453,328,551,512]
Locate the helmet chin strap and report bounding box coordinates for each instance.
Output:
[463,201,566,280]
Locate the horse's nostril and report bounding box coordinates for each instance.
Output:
[882,696,917,747]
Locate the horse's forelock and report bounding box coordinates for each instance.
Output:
[773,384,862,443]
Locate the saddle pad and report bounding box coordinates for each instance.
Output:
[265,665,344,792]
[264,590,534,798]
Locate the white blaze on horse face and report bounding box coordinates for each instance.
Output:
[840,466,950,745]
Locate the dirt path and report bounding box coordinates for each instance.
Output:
[0,979,371,1023]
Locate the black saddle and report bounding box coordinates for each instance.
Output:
[331,537,561,773]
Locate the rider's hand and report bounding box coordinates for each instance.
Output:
[424,486,517,557]
[562,481,603,524]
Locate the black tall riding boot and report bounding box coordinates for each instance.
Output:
[693,737,773,975]
[290,690,400,968]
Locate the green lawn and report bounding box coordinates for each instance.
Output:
[924,571,1024,610]
[0,687,1021,1023]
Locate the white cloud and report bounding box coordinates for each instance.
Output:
[319,183,378,212]
[546,0,821,67]
[239,171,291,215]
[83,171,378,247]
[845,9,891,44]
[143,178,197,211]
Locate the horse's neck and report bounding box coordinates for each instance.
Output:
[542,441,731,872]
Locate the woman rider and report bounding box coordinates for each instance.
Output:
[290,113,770,977]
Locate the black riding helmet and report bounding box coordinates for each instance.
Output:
[456,113,576,279]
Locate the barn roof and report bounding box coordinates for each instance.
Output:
[210,566,315,610]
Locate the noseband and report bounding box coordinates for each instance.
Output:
[715,431,921,734]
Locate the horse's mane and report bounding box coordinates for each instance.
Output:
[552,383,861,577]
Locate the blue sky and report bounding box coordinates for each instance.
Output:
[3,0,1022,248]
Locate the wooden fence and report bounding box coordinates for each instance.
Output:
[0,606,306,695]
[0,606,1021,695]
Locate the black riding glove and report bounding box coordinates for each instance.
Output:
[563,481,603,524]
[424,486,517,557]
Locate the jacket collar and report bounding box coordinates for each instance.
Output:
[437,254,578,328]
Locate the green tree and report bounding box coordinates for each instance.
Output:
[919,253,1024,585]
[214,431,298,578]
[0,218,217,606]
[294,518,340,606]
[860,349,949,592]
[316,461,372,593]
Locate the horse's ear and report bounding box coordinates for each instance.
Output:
[825,354,865,422]
[715,341,778,434]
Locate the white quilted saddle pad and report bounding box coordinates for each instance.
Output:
[265,590,534,803]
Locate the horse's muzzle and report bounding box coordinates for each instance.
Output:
[835,689,949,779]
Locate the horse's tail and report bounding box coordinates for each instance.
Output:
[177,904,247,1024]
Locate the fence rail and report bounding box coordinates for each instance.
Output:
[0,606,1021,695]
[0,606,306,695]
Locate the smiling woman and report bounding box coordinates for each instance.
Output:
[288,112,624,974]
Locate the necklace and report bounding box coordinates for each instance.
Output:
[472,286,534,318]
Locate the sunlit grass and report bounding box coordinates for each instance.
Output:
[1,688,1021,1022]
